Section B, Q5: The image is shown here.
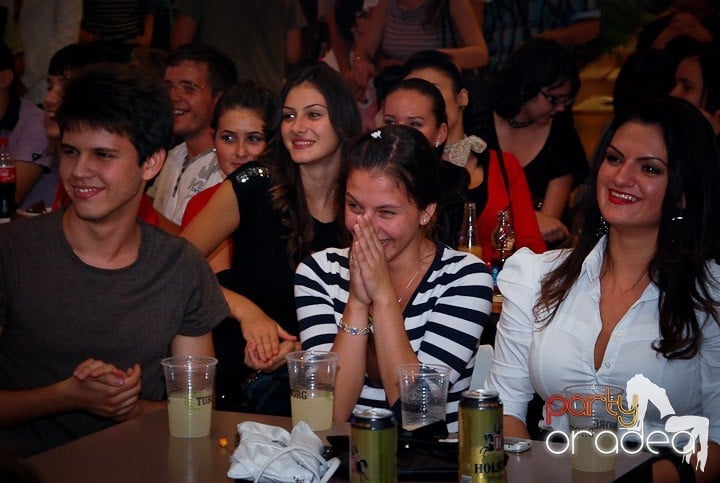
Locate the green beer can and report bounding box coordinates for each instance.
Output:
[350,407,397,482]
[458,389,505,482]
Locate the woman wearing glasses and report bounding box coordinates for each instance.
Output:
[479,38,588,246]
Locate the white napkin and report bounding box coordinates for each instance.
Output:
[227,421,340,483]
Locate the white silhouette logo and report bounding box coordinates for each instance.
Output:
[544,374,708,472]
[625,374,709,471]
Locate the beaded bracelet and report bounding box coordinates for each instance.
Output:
[337,317,373,336]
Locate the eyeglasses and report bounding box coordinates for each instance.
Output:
[540,89,573,107]
[164,80,208,96]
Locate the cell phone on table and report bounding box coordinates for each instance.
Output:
[504,437,532,453]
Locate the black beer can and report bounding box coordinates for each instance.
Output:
[350,407,397,482]
[458,389,505,482]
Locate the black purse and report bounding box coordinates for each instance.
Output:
[236,365,291,416]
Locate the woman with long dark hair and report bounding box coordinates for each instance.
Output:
[487,97,720,482]
[180,63,361,412]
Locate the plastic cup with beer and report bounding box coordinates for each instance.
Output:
[397,363,451,431]
[161,355,217,438]
[285,350,339,431]
[563,384,624,473]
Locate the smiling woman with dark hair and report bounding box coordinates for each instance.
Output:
[296,125,493,433]
[487,97,720,483]
[180,63,361,414]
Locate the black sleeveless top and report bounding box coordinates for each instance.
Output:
[217,162,341,336]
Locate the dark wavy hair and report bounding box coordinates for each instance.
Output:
[270,62,361,267]
[211,79,278,146]
[534,97,720,359]
[490,38,580,121]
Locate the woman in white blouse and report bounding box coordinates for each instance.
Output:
[487,97,720,483]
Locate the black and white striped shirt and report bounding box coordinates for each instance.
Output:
[295,243,493,432]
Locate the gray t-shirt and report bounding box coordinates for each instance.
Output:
[0,210,229,456]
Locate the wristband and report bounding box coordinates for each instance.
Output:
[337,317,372,336]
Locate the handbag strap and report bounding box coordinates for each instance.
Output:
[495,149,512,209]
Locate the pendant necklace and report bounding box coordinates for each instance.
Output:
[396,244,435,304]
[396,266,422,304]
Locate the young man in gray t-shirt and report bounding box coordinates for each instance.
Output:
[0,63,229,457]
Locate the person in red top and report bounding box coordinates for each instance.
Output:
[401,51,545,259]
[180,79,277,271]
[383,73,545,261]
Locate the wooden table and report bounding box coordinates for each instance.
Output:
[25,409,650,482]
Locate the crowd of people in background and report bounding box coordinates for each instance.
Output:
[1,1,720,481]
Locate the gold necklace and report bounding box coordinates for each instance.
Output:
[397,266,422,304]
[396,242,434,304]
